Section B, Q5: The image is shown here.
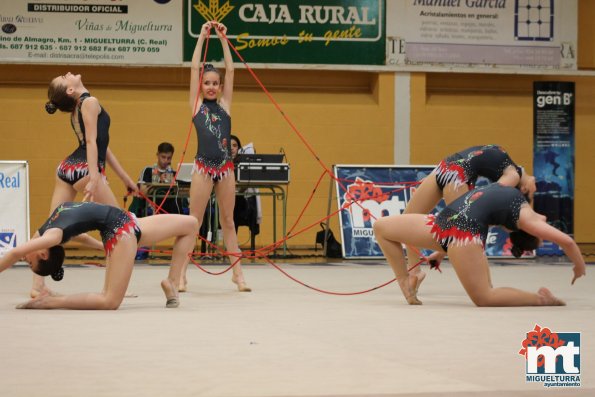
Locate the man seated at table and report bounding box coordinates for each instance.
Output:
[129,142,187,217]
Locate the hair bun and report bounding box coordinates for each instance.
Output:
[45,101,57,114]
[203,63,216,71]
[51,267,64,281]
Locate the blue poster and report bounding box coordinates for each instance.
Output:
[334,165,521,259]
[533,82,575,256]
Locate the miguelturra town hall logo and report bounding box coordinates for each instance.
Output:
[519,324,581,388]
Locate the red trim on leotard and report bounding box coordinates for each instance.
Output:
[104,218,140,255]
[435,160,467,188]
[193,159,234,180]
[426,214,484,248]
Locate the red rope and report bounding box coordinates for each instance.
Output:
[129,25,438,296]
[150,29,212,216]
[138,245,427,296]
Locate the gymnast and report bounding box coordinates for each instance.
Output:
[403,145,537,286]
[373,183,586,306]
[31,72,139,299]
[0,202,197,310]
[179,21,250,292]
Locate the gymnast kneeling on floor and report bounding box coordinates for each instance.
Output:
[0,201,197,310]
[373,183,586,307]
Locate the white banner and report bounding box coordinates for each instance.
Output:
[0,0,182,65]
[0,161,29,258]
[387,0,577,69]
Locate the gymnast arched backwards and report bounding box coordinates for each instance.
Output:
[0,202,197,310]
[374,183,585,307]
[402,144,537,288]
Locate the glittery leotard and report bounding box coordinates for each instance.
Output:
[38,202,140,254]
[427,183,528,251]
[434,145,521,190]
[192,98,234,181]
[56,93,110,185]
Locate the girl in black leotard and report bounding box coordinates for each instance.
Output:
[45,72,137,202]
[402,145,537,289]
[427,183,527,251]
[54,91,109,185]
[181,22,250,293]
[29,72,139,299]
[373,183,586,307]
[0,202,198,310]
[434,145,525,191]
[38,202,141,255]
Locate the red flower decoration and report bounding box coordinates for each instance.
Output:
[518,324,566,367]
[344,178,388,203]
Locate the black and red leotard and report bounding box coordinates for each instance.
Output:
[38,202,140,254]
[56,93,110,185]
[433,145,522,190]
[426,183,528,251]
[192,98,234,182]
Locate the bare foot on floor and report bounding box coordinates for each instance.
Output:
[398,275,422,305]
[161,279,179,308]
[30,287,60,299]
[232,275,251,292]
[178,278,187,293]
[538,287,566,306]
[411,270,426,294]
[17,295,48,309]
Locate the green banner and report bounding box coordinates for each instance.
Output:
[183,0,386,66]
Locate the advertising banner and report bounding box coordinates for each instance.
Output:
[388,0,577,69]
[533,81,575,256]
[0,0,182,65]
[184,0,386,66]
[0,161,30,258]
[334,164,526,259]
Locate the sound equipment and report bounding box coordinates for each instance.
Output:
[235,154,284,164]
[236,162,290,184]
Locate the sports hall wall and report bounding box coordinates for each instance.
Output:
[0,66,395,248]
[408,0,595,246]
[409,72,595,247]
[1,1,594,249]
